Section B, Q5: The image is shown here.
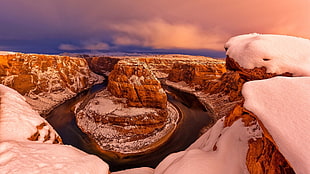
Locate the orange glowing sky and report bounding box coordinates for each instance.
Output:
[0,0,309,56]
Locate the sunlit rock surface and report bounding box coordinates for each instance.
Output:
[108,59,167,109]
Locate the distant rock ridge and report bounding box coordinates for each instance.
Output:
[0,52,103,114]
[167,60,226,89]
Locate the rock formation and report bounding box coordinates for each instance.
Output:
[224,104,294,174]
[75,89,179,153]
[213,56,295,173]
[0,52,103,114]
[108,59,167,109]
[167,59,226,89]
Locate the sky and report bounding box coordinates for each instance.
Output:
[0,0,310,57]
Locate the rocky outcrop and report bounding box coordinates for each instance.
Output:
[108,59,167,109]
[215,57,295,173]
[0,53,103,114]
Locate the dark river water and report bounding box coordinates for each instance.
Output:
[46,82,213,171]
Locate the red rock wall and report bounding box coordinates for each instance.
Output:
[108,59,167,109]
[0,53,100,95]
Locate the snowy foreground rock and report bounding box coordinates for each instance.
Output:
[0,84,109,173]
[243,77,310,174]
[0,85,61,143]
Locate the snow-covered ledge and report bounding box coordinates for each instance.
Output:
[243,77,310,174]
[225,33,310,76]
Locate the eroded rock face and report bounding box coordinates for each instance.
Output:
[212,57,295,173]
[225,104,295,174]
[168,60,226,88]
[0,53,103,114]
[108,59,167,109]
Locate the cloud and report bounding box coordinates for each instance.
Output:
[111,19,228,51]
[1,0,310,53]
[83,42,110,50]
[58,44,79,51]
[58,42,110,51]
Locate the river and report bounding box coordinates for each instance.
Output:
[46,81,213,171]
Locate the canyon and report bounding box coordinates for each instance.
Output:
[1,33,308,174]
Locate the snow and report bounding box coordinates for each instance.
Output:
[0,85,110,173]
[112,167,154,174]
[225,33,310,76]
[0,51,16,55]
[0,84,59,143]
[242,76,310,174]
[154,118,262,174]
[0,141,109,174]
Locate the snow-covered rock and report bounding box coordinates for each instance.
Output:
[0,84,61,143]
[243,77,310,174]
[0,84,109,174]
[154,118,262,174]
[112,167,154,174]
[225,33,310,76]
[75,89,179,154]
[0,141,109,174]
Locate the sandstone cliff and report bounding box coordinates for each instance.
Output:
[108,59,167,109]
[0,52,103,114]
[167,59,226,89]
[215,56,295,173]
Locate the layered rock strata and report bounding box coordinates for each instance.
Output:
[167,60,226,89]
[0,53,103,114]
[108,59,167,109]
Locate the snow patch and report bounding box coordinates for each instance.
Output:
[242,76,310,174]
[0,141,109,173]
[225,34,310,76]
[0,85,59,143]
[0,51,16,55]
[112,167,154,174]
[154,118,262,174]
